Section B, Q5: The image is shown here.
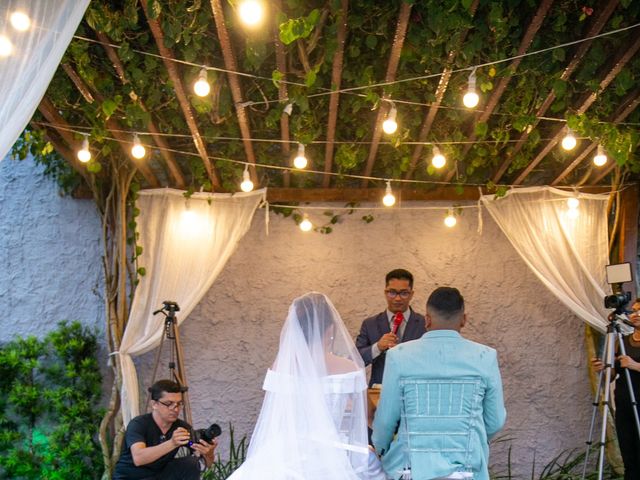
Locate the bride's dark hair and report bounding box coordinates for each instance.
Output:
[294,292,333,344]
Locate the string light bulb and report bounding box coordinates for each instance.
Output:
[382,105,398,134]
[131,134,146,159]
[561,128,577,151]
[77,135,91,163]
[193,68,210,97]
[462,68,479,108]
[382,180,396,207]
[299,214,313,232]
[444,210,457,228]
[10,11,31,31]
[238,0,264,27]
[0,36,14,57]
[593,145,607,167]
[293,143,308,169]
[567,197,579,210]
[431,146,446,169]
[240,165,254,192]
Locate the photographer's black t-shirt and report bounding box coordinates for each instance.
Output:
[113,413,192,479]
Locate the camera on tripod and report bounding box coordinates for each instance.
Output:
[604,262,633,314]
[189,423,221,447]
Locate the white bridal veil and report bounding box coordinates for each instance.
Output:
[229,292,373,480]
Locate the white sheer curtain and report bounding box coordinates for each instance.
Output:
[481,186,611,332]
[0,1,89,161]
[119,188,266,424]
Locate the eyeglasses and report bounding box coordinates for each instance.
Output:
[157,399,184,410]
[385,289,412,299]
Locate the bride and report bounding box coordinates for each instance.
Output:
[228,292,384,480]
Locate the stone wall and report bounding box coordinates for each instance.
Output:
[1,156,594,476]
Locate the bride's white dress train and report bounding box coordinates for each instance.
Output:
[228,292,385,480]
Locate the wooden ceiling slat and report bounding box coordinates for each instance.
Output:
[492,0,619,183]
[444,0,554,183]
[95,32,186,189]
[209,0,258,184]
[360,1,412,187]
[512,33,640,185]
[404,0,480,180]
[551,89,640,185]
[273,0,291,188]
[140,0,221,189]
[322,0,349,188]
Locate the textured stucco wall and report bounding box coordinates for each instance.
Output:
[0,156,594,476]
[0,155,104,342]
[135,202,593,477]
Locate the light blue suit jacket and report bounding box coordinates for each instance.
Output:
[372,330,506,480]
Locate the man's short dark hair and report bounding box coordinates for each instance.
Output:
[427,287,464,320]
[386,269,414,288]
[148,379,183,401]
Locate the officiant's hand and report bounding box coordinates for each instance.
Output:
[378,332,398,351]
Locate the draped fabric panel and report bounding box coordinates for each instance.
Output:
[481,186,611,332]
[119,188,266,424]
[0,1,89,161]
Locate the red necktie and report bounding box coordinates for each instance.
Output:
[392,312,404,335]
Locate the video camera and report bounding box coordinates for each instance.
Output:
[189,423,221,447]
[604,263,633,315]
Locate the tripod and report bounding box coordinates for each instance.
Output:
[146,301,193,424]
[582,314,640,480]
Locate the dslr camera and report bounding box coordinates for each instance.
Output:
[189,423,221,447]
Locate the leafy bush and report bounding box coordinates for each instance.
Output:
[0,322,103,479]
[201,425,247,480]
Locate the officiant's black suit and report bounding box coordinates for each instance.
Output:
[356,309,426,386]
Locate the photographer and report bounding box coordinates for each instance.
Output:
[591,298,640,480]
[113,379,216,480]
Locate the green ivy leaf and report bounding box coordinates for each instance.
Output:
[101,99,118,119]
[137,267,146,276]
[474,122,488,139]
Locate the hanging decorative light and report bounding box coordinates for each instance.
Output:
[462,68,479,108]
[444,209,457,228]
[382,180,396,207]
[382,104,398,134]
[593,145,607,167]
[0,35,14,57]
[193,68,211,97]
[299,214,313,232]
[240,165,254,192]
[238,0,264,27]
[131,133,146,159]
[567,197,579,210]
[77,134,91,163]
[561,128,577,151]
[10,11,31,31]
[293,143,308,169]
[431,146,446,169]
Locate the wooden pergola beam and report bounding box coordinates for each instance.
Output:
[360,1,412,187]
[209,0,258,184]
[95,31,186,189]
[405,0,479,180]
[513,33,640,185]
[266,185,612,203]
[445,0,554,183]
[322,0,349,188]
[140,0,221,189]
[492,0,619,183]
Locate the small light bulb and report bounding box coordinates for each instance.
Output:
[593,145,607,167]
[10,11,31,31]
[444,211,457,228]
[293,143,308,169]
[561,129,577,151]
[382,106,398,134]
[239,0,264,27]
[193,68,210,97]
[382,181,396,207]
[567,197,579,210]
[463,69,479,108]
[431,146,446,169]
[131,134,146,159]
[77,136,91,163]
[0,36,14,57]
[240,166,254,192]
[299,215,312,232]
